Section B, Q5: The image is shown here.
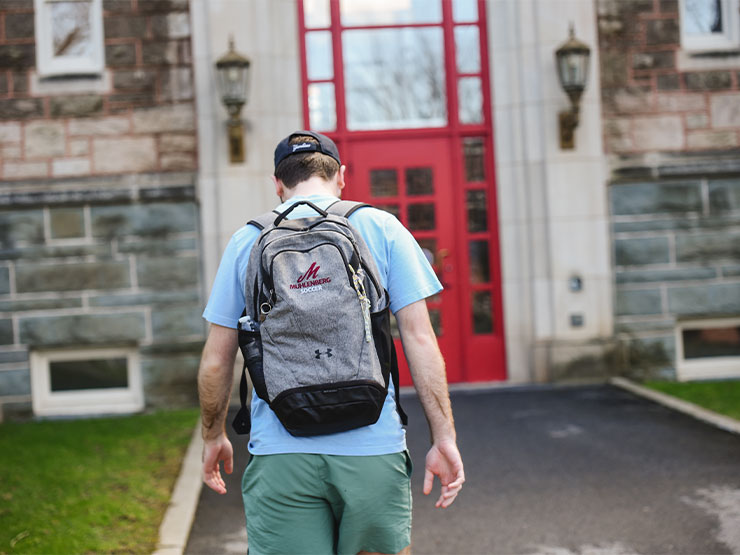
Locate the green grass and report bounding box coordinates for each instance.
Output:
[0,408,199,554]
[644,380,740,421]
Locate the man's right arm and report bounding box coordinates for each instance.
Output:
[396,299,465,509]
[198,323,239,494]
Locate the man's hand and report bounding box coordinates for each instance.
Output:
[202,434,234,495]
[423,439,465,508]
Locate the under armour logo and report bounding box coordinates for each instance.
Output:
[315,349,333,359]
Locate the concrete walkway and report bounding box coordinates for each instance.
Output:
[184,385,740,554]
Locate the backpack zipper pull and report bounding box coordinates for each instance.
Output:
[350,266,372,343]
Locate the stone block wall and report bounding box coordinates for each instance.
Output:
[0,185,204,417]
[611,177,740,378]
[0,0,196,179]
[598,0,740,155]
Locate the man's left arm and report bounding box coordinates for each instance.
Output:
[198,323,239,494]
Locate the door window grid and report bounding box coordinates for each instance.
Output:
[460,136,495,334]
[369,164,443,335]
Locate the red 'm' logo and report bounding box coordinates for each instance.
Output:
[297,262,321,283]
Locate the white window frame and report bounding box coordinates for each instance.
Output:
[679,0,740,51]
[34,0,105,77]
[675,318,740,381]
[30,347,143,416]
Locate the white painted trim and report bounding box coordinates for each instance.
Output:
[675,318,740,381]
[679,0,740,52]
[34,0,105,77]
[30,347,144,416]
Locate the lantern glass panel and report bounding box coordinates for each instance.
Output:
[219,65,248,104]
[557,52,588,90]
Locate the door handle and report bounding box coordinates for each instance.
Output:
[435,249,452,289]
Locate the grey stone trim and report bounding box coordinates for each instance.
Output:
[0,368,31,396]
[613,213,740,232]
[0,297,83,312]
[151,304,204,340]
[0,185,196,208]
[15,260,132,293]
[609,152,740,181]
[88,289,200,307]
[0,350,28,364]
[616,267,718,284]
[668,281,740,315]
[610,181,702,216]
[615,318,676,333]
[19,312,147,346]
[0,243,112,261]
[615,236,671,265]
[616,288,664,316]
[676,232,740,262]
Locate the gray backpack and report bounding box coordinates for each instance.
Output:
[232,200,407,437]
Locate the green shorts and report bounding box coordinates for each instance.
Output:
[241,451,413,555]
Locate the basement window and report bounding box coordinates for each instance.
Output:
[34,0,105,77]
[679,0,740,52]
[676,319,740,380]
[30,348,143,416]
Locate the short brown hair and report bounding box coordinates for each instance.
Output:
[274,135,340,189]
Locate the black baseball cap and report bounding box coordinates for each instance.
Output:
[274,130,341,172]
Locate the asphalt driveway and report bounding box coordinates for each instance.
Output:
[185,385,740,555]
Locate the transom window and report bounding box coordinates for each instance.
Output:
[34,0,105,77]
[679,0,740,51]
[300,0,485,132]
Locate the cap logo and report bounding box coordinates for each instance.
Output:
[292,143,314,152]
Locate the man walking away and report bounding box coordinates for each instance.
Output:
[198,130,464,554]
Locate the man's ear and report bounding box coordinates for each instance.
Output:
[336,165,347,193]
[272,175,284,201]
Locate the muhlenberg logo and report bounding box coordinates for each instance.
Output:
[291,262,331,293]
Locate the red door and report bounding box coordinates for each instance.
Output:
[348,138,463,383]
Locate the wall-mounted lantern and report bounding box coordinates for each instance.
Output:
[216,37,251,164]
[555,24,591,150]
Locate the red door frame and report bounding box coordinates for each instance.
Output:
[296,0,506,383]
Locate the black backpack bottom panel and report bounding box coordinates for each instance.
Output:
[271,380,386,437]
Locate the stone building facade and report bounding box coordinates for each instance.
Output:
[598,0,740,380]
[0,0,203,419]
[3,0,738,420]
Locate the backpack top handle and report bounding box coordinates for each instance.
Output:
[273,200,328,226]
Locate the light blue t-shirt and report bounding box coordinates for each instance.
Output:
[203,194,442,455]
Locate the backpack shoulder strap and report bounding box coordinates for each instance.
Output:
[326,200,372,219]
[247,209,280,230]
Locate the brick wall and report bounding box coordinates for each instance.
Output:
[0,0,203,418]
[598,0,740,154]
[0,0,197,179]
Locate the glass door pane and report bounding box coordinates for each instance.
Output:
[343,27,447,130]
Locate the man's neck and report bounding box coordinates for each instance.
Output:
[282,177,337,201]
